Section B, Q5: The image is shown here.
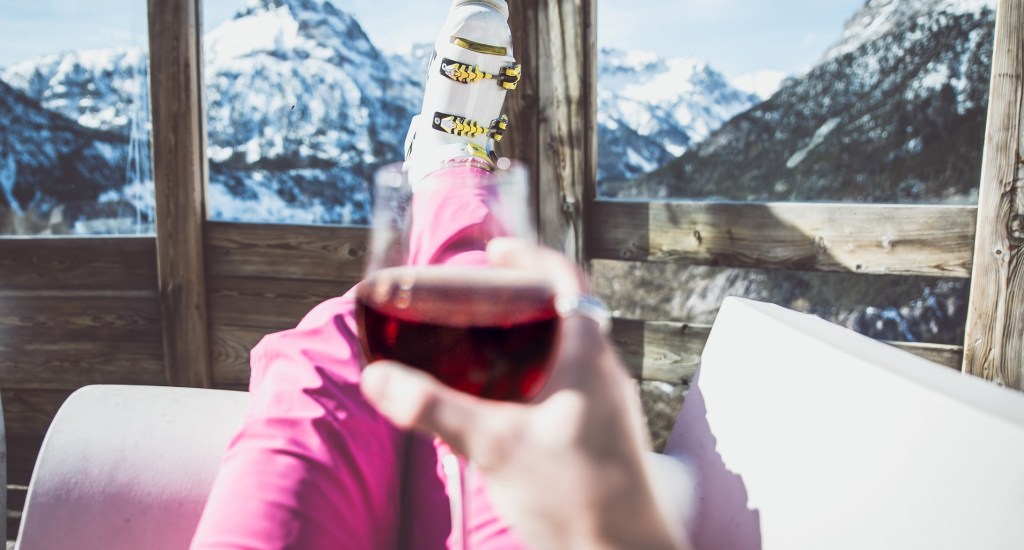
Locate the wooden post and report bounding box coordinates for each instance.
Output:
[962,0,1024,389]
[148,0,212,388]
[506,0,594,263]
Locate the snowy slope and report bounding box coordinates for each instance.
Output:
[824,0,996,61]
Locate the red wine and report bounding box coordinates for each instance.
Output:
[356,266,559,401]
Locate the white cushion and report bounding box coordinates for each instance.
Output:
[665,297,1024,550]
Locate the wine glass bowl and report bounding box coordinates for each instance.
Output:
[356,161,558,401]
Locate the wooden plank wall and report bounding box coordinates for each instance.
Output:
[0,238,165,494]
[963,0,1024,389]
[204,223,367,387]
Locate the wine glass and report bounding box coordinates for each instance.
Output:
[355,159,560,403]
[355,159,561,549]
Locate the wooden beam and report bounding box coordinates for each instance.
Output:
[0,294,161,343]
[504,0,593,262]
[590,200,976,278]
[532,0,594,262]
[206,222,368,281]
[610,318,706,384]
[207,276,354,329]
[963,0,1024,389]
[0,238,156,291]
[148,0,211,388]
[0,340,165,389]
[504,0,541,238]
[611,317,964,384]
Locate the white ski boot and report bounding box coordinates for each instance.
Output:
[403,0,520,188]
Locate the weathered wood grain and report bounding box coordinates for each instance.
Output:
[208,276,355,329]
[963,0,1024,389]
[891,341,965,370]
[534,0,592,261]
[0,294,162,343]
[610,318,707,384]
[210,324,271,386]
[206,222,369,282]
[0,340,165,389]
[149,0,211,388]
[0,238,156,292]
[610,317,964,384]
[590,200,976,278]
[504,0,541,230]
[2,389,72,439]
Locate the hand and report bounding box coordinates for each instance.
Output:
[360,238,689,549]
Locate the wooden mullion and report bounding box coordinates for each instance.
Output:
[962,0,1024,388]
[534,0,590,262]
[582,0,598,274]
[148,0,212,388]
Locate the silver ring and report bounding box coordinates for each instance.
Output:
[556,294,611,334]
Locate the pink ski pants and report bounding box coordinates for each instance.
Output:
[191,166,527,549]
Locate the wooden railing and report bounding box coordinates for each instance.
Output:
[0,0,1022,540]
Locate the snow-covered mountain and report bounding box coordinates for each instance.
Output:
[3,0,420,225]
[607,0,996,347]
[2,0,753,227]
[2,48,149,132]
[597,48,759,184]
[624,0,996,202]
[0,79,136,234]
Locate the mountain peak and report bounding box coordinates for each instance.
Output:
[208,0,379,67]
[238,0,336,17]
[823,0,995,62]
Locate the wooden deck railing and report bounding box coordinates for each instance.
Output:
[0,0,1022,541]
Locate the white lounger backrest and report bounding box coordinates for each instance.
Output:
[665,297,1024,550]
[15,385,249,550]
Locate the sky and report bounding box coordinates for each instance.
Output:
[0,0,864,81]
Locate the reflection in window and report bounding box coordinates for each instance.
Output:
[0,2,153,236]
[597,0,995,204]
[201,0,434,226]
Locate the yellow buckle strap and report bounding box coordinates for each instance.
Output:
[431,111,510,143]
[498,64,521,91]
[432,112,488,138]
[439,58,522,91]
[489,114,509,142]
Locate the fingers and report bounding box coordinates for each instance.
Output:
[360,360,510,458]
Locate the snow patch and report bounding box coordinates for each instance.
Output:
[786,117,841,169]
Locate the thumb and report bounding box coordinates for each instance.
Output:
[361,361,484,454]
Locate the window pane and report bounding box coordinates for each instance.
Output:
[0,1,153,236]
[593,0,995,358]
[201,0,441,225]
[598,0,995,204]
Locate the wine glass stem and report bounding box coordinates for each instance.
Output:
[441,452,469,549]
